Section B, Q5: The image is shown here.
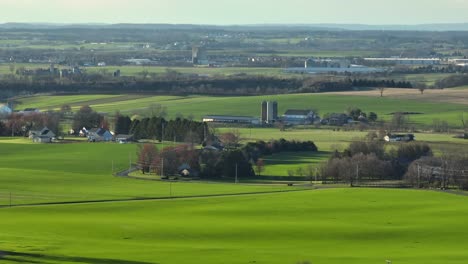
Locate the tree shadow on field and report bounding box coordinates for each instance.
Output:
[0,250,157,264]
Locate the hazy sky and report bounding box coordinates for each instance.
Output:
[1,0,468,25]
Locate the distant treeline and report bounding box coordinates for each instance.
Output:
[435,74,468,88]
[242,139,318,163]
[392,65,468,75]
[321,139,433,183]
[350,79,413,88]
[0,75,417,98]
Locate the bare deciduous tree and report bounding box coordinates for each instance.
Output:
[378,87,386,97]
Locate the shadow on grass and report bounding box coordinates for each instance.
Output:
[0,250,156,264]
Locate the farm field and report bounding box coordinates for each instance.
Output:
[394,73,454,85]
[16,92,468,126]
[0,139,286,206]
[331,87,468,106]
[1,188,468,264]
[85,65,288,77]
[219,127,468,150]
[261,151,330,177]
[0,64,289,77]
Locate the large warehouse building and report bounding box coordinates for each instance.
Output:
[202,115,260,125]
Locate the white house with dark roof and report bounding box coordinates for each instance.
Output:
[88,128,113,142]
[21,108,41,115]
[0,104,12,116]
[29,127,56,143]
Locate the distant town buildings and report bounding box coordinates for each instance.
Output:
[364,58,441,65]
[305,58,350,68]
[285,58,384,74]
[18,64,83,78]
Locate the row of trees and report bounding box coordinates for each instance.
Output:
[435,74,468,89]
[242,139,318,163]
[137,144,255,179]
[117,115,207,143]
[0,112,61,137]
[392,65,468,75]
[136,135,320,179]
[346,107,378,122]
[0,73,425,99]
[351,79,413,88]
[321,138,433,184]
[405,154,468,190]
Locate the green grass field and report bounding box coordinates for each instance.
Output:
[261,151,330,177]
[1,122,468,264]
[0,139,287,206]
[16,93,468,126]
[1,188,468,264]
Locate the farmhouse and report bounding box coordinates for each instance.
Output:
[384,134,415,142]
[29,127,55,143]
[203,115,260,125]
[21,108,41,115]
[0,104,12,116]
[282,109,316,125]
[322,113,352,126]
[88,128,113,142]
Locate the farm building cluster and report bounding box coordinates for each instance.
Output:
[202,101,363,126]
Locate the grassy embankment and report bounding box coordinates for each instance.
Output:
[1,188,468,264]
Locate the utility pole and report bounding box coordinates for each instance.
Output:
[235,163,238,184]
[161,122,165,146]
[417,163,421,188]
[161,122,164,179]
[129,153,131,170]
[356,164,359,186]
[315,167,318,183]
[161,155,164,178]
[203,124,207,141]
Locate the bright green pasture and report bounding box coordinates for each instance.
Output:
[17,93,468,126]
[14,94,123,110]
[261,151,329,177]
[0,140,285,205]
[230,127,468,150]
[1,189,468,264]
[220,127,367,151]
